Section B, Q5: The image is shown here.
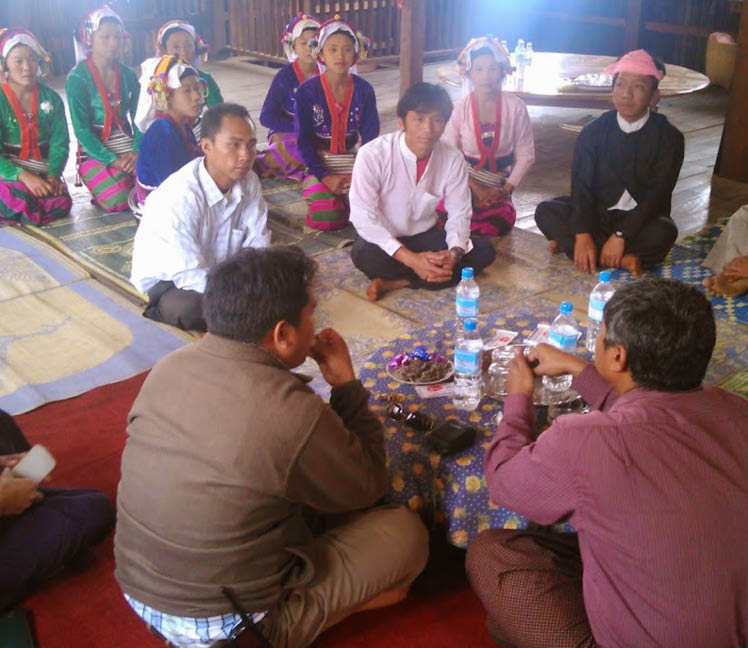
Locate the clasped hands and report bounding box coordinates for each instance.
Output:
[321,173,351,196]
[394,247,457,284]
[505,343,588,397]
[574,233,625,274]
[18,170,64,199]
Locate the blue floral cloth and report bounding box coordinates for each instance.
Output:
[360,305,583,548]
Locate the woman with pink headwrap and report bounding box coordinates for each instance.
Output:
[534,49,684,277]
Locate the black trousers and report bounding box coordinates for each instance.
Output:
[535,196,678,268]
[144,281,207,332]
[350,227,497,290]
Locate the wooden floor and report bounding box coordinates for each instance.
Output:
[49,56,748,239]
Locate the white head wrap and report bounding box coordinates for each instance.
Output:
[134,55,199,133]
[0,29,51,76]
[156,20,209,68]
[456,36,512,96]
[281,14,321,62]
[73,5,125,64]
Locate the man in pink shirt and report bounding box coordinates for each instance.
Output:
[467,278,748,647]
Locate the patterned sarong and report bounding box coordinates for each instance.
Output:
[255,132,306,180]
[0,179,72,226]
[77,128,135,213]
[471,198,516,237]
[302,174,349,231]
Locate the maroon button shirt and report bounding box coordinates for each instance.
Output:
[485,365,748,647]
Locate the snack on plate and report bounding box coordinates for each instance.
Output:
[388,346,451,383]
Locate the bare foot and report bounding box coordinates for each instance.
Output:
[708,272,748,298]
[620,254,643,278]
[548,240,560,254]
[366,278,410,301]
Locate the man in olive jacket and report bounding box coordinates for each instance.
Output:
[115,245,428,648]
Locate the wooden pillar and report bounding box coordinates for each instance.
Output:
[715,0,748,181]
[399,0,427,96]
[623,0,644,52]
[212,0,229,52]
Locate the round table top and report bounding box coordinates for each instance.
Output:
[437,52,710,108]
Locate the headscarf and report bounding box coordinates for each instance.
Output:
[604,49,665,81]
[456,36,512,96]
[0,28,51,77]
[281,13,321,63]
[310,15,370,63]
[155,20,209,68]
[134,54,200,132]
[73,5,125,64]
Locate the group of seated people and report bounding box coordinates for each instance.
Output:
[3,256,746,647]
[1,7,748,647]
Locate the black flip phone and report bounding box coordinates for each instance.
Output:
[425,419,476,456]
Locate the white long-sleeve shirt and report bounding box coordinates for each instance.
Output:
[349,131,473,256]
[441,92,535,189]
[130,157,270,294]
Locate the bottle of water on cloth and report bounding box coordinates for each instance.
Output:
[453,319,483,411]
[586,271,615,351]
[455,267,479,341]
[543,301,580,392]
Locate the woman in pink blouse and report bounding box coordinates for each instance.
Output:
[442,37,535,236]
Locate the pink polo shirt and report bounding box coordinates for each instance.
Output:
[485,366,748,647]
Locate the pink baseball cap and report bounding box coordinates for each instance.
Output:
[604,49,664,81]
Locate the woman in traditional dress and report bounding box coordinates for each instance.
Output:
[255,13,320,180]
[131,55,203,212]
[0,29,71,225]
[294,15,379,230]
[154,19,222,140]
[66,5,140,213]
[442,36,535,236]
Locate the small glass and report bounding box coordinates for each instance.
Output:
[485,345,532,397]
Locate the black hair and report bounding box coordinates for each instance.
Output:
[396,82,453,121]
[203,246,318,344]
[602,279,715,392]
[469,47,495,63]
[178,66,198,81]
[99,17,123,29]
[612,52,666,91]
[201,102,253,141]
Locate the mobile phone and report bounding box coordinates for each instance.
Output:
[11,444,56,483]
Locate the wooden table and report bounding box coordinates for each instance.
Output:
[437,52,710,109]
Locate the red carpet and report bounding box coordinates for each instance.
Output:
[14,374,494,648]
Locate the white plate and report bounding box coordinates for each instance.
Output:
[386,361,455,385]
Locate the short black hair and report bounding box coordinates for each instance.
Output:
[612,52,666,91]
[602,279,715,392]
[203,246,318,344]
[397,82,453,121]
[201,103,253,141]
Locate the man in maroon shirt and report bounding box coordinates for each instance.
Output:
[467,278,748,648]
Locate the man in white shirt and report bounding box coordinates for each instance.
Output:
[130,103,270,330]
[534,50,683,277]
[349,83,496,301]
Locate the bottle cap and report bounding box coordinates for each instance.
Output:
[464,319,477,331]
[461,267,474,279]
[560,301,573,315]
[599,271,612,282]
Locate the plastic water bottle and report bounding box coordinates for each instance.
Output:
[453,319,482,411]
[586,271,615,351]
[543,301,580,392]
[514,39,526,67]
[456,267,479,339]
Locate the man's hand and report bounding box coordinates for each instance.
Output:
[0,468,42,516]
[424,249,457,273]
[527,343,588,378]
[112,152,137,174]
[723,255,748,280]
[573,233,597,274]
[0,453,26,469]
[321,174,351,195]
[506,348,535,397]
[600,234,625,269]
[309,328,356,388]
[394,248,453,283]
[19,170,54,198]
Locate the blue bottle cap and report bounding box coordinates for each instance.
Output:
[599,271,612,282]
[560,301,573,315]
[461,267,474,279]
[464,319,477,331]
